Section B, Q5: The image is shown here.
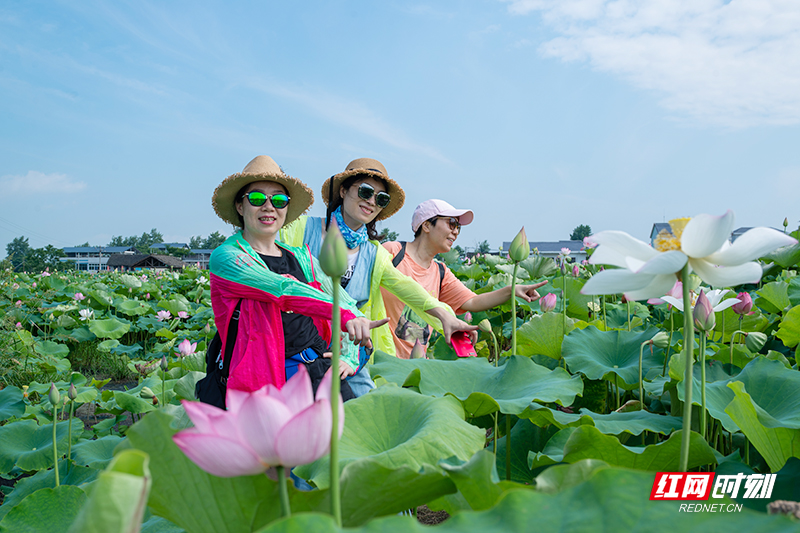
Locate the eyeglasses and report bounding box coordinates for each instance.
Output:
[434,216,461,233]
[357,183,391,209]
[241,191,290,209]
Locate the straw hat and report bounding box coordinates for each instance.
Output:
[320,158,405,221]
[212,155,314,227]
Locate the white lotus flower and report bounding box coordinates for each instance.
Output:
[79,309,94,321]
[661,288,739,313]
[581,210,797,300]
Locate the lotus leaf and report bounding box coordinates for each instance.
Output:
[256,467,797,532]
[678,357,800,433]
[89,317,131,340]
[531,426,716,471]
[756,281,790,314]
[33,339,69,357]
[116,299,151,316]
[296,384,484,488]
[514,312,577,359]
[776,305,800,347]
[497,418,558,483]
[725,381,800,472]
[157,295,190,315]
[71,435,125,469]
[0,420,83,474]
[0,485,87,533]
[518,255,557,278]
[0,386,25,421]
[370,352,583,417]
[551,276,592,321]
[519,403,683,436]
[561,326,663,387]
[0,461,98,522]
[764,241,800,268]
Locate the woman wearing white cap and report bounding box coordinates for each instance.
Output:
[382,199,547,359]
[280,158,476,395]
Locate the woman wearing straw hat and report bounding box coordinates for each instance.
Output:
[280,158,477,396]
[209,155,384,395]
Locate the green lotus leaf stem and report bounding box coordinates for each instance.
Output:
[67,384,77,472]
[602,295,607,330]
[329,282,342,526]
[511,262,519,356]
[49,383,60,487]
[614,373,620,410]
[639,340,649,411]
[276,465,291,518]
[699,331,707,440]
[663,310,674,376]
[493,412,498,455]
[679,262,695,472]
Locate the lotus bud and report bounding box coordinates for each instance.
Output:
[732,292,753,315]
[203,323,211,334]
[160,355,168,372]
[464,312,472,323]
[572,264,579,277]
[784,217,789,229]
[540,292,557,313]
[651,331,670,349]
[693,290,716,333]
[320,221,348,278]
[48,383,60,406]
[68,383,77,401]
[140,386,156,399]
[745,331,767,353]
[410,340,425,359]
[508,227,530,262]
[477,319,492,334]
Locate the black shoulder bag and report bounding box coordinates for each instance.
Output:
[195,300,241,409]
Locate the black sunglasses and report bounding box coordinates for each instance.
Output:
[241,191,290,209]
[433,216,461,233]
[357,183,391,209]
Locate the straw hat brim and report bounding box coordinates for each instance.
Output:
[212,171,314,228]
[320,169,405,221]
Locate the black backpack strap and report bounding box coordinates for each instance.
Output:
[437,261,445,293]
[392,241,407,267]
[220,300,242,383]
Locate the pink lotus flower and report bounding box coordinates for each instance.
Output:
[647,280,683,306]
[157,310,171,321]
[540,292,557,313]
[560,247,571,256]
[732,292,754,315]
[73,292,86,302]
[15,300,22,308]
[32,282,36,288]
[12,283,19,290]
[583,236,598,249]
[410,340,426,359]
[464,312,472,323]
[693,289,716,333]
[173,365,343,476]
[41,271,51,277]
[145,293,151,300]
[15,322,22,329]
[178,311,189,319]
[177,339,197,358]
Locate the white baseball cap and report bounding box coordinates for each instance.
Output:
[412,199,474,232]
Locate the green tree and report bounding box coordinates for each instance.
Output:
[378,228,399,243]
[476,240,491,254]
[189,236,204,249]
[6,236,31,271]
[570,224,592,241]
[23,245,71,273]
[108,229,164,251]
[203,231,226,249]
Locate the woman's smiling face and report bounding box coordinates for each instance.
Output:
[339,176,386,229]
[235,181,289,240]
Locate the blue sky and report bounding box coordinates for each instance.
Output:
[2,0,799,256]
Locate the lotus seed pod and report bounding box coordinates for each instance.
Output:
[140,386,156,399]
[745,331,767,353]
[508,227,530,262]
[320,221,348,278]
[477,319,492,333]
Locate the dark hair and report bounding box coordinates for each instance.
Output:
[413,217,438,239]
[325,174,387,241]
[233,183,249,228]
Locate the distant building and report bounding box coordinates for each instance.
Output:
[150,242,190,251]
[61,246,138,272]
[106,254,186,271]
[183,249,214,269]
[649,223,671,247]
[499,240,587,262]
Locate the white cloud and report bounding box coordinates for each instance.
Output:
[505,0,800,127]
[0,171,87,195]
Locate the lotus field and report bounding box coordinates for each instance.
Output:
[2,213,800,531]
